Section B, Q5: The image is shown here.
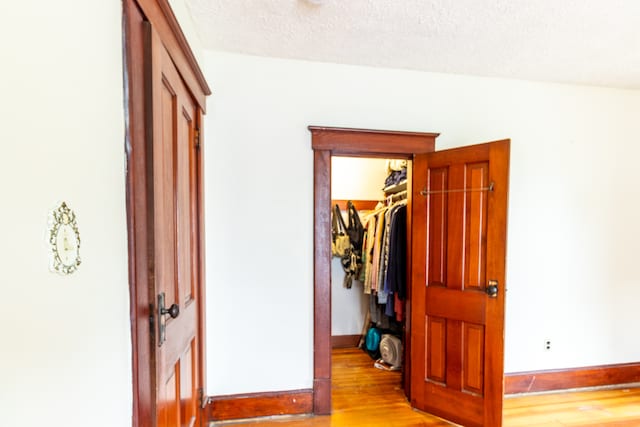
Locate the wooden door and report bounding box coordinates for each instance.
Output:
[410,140,510,427]
[147,23,201,427]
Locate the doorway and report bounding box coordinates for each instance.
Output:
[311,126,510,427]
[329,155,410,400]
[310,126,438,413]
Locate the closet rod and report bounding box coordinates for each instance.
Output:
[419,182,494,196]
[386,190,407,204]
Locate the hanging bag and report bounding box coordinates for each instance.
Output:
[332,203,358,289]
[341,249,358,289]
[346,201,364,250]
[346,201,365,275]
[331,204,351,258]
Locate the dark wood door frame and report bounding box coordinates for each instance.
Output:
[123,0,211,425]
[309,126,439,414]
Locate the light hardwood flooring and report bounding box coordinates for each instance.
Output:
[219,348,640,426]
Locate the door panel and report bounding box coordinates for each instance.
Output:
[148,22,200,427]
[427,167,448,287]
[464,162,489,290]
[411,140,510,427]
[426,317,446,383]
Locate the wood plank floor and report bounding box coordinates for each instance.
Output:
[216,348,640,426]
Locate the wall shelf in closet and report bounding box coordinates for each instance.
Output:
[382,180,407,195]
[332,200,379,211]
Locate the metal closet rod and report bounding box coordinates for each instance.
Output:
[385,190,407,204]
[419,181,494,196]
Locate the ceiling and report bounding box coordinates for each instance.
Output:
[184,0,640,89]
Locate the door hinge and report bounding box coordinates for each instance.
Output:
[195,128,201,150]
[198,388,208,409]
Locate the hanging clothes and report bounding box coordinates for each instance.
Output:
[361,206,384,294]
[358,195,407,327]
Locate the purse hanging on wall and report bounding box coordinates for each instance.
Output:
[331,204,351,258]
[332,203,358,289]
[346,201,364,274]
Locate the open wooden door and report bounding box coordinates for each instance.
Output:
[410,140,510,427]
[124,0,210,425]
[147,23,202,427]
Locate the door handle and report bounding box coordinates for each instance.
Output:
[485,280,499,298]
[157,292,179,346]
[161,302,180,319]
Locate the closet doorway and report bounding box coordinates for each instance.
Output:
[310,126,510,427]
[329,154,411,414]
[329,155,402,357]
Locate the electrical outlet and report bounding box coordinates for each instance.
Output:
[545,339,551,351]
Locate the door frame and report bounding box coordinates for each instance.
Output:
[309,126,439,413]
[123,0,211,425]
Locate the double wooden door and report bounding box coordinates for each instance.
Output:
[410,140,510,427]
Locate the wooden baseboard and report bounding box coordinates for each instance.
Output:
[313,378,331,415]
[205,363,640,420]
[505,362,640,394]
[332,334,361,348]
[206,389,313,421]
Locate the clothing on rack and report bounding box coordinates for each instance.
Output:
[359,195,407,326]
[383,160,408,189]
[384,169,406,188]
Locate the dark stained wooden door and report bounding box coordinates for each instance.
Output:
[410,140,510,427]
[147,23,201,427]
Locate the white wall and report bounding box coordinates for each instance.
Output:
[0,1,131,426]
[331,157,387,336]
[202,51,640,395]
[331,157,388,201]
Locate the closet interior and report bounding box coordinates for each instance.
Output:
[331,156,411,379]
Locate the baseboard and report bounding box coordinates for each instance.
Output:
[205,363,640,420]
[505,362,640,394]
[331,334,361,348]
[206,389,313,421]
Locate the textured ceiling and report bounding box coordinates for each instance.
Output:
[185,0,640,89]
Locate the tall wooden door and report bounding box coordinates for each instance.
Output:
[410,140,510,427]
[147,23,202,427]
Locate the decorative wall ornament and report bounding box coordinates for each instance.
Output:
[49,202,81,275]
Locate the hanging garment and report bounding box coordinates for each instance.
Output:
[378,202,406,305]
[370,209,386,293]
[386,204,408,300]
[361,210,381,293]
[394,295,404,322]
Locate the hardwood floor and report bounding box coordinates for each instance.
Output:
[214,348,640,426]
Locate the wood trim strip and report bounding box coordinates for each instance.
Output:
[123,1,154,425]
[313,149,332,415]
[156,0,211,95]
[206,389,313,421]
[332,334,361,348]
[196,112,208,404]
[309,126,438,157]
[505,363,640,394]
[136,0,211,110]
[331,199,379,211]
[402,159,413,399]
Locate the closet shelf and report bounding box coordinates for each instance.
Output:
[383,180,407,195]
[332,199,379,211]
